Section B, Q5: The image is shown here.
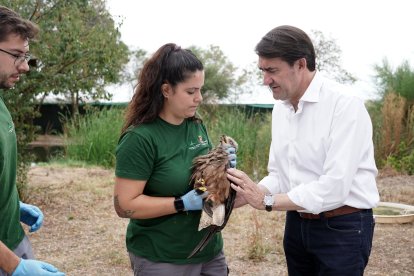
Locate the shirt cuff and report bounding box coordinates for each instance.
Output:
[258,175,280,195]
[287,183,324,214]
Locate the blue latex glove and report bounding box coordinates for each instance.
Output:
[12,259,65,276]
[225,146,237,168]
[20,202,44,232]
[181,190,208,211]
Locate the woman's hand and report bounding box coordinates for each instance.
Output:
[181,189,208,211]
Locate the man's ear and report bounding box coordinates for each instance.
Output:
[297,58,307,70]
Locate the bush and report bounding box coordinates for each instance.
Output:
[385,142,414,175]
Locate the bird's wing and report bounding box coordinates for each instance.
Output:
[187,187,237,258]
[222,185,237,228]
[187,226,217,259]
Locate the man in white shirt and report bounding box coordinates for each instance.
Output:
[227,25,379,275]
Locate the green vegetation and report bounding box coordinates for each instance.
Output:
[64,107,124,168]
[199,105,271,180]
[62,105,271,179]
[60,84,413,177]
[189,45,251,103]
[59,41,414,177]
[2,0,129,199]
[4,0,412,199]
[3,0,362,198]
[369,59,414,174]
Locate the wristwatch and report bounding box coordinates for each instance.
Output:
[263,194,274,212]
[174,197,185,213]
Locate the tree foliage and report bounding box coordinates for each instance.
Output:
[2,0,129,113]
[129,45,252,103]
[374,59,414,103]
[128,47,148,84]
[126,31,353,104]
[370,60,414,174]
[188,45,249,103]
[311,30,356,84]
[0,0,130,196]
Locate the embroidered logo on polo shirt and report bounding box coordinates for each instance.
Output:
[189,135,208,150]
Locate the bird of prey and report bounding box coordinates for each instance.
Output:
[187,135,238,258]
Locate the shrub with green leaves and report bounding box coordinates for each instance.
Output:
[385,142,414,175]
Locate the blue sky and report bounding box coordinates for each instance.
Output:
[106,0,414,103]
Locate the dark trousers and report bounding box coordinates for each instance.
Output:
[283,210,375,276]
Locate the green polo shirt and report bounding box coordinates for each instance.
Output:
[0,96,24,250]
[115,117,223,264]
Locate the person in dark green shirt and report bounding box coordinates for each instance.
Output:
[0,5,64,276]
[114,43,233,275]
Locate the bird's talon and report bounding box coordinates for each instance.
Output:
[195,187,207,194]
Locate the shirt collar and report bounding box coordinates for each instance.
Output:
[300,71,323,103]
[281,71,323,111]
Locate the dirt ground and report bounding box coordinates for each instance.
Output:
[25,164,413,276]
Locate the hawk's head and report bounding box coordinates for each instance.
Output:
[219,135,238,152]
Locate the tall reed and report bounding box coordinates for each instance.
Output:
[407,105,414,144]
[64,107,124,168]
[379,93,406,158]
[63,105,272,176]
[368,92,414,174]
[198,105,271,181]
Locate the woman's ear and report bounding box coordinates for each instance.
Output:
[161,83,171,98]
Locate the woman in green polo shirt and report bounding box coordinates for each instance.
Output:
[114,43,229,275]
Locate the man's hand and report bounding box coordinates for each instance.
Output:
[19,202,44,232]
[227,168,266,210]
[181,190,208,211]
[232,192,248,208]
[12,259,65,276]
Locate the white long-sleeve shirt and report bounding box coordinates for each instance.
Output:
[259,72,380,214]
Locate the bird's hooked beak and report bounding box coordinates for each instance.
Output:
[219,135,238,151]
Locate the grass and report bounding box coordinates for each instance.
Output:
[52,102,414,270]
[25,164,414,276]
[26,99,412,274]
[27,164,131,275]
[40,102,413,273]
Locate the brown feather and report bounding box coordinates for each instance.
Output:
[190,135,238,206]
[187,135,239,257]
